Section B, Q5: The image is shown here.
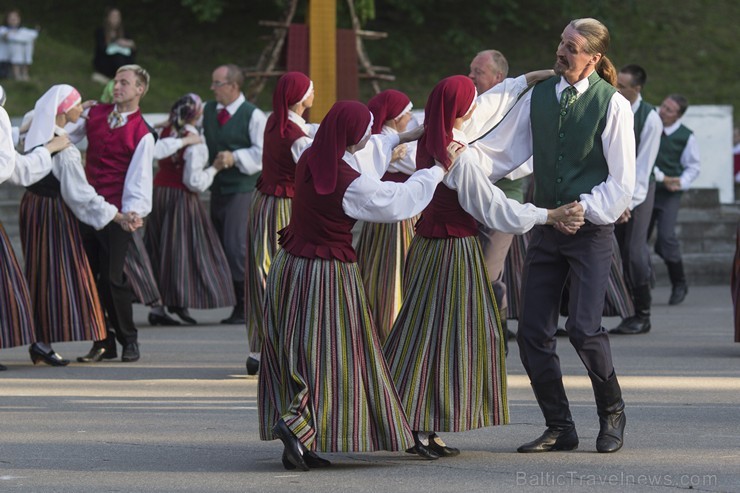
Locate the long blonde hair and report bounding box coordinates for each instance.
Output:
[569,18,617,86]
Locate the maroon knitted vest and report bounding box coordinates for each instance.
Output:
[85,104,151,209]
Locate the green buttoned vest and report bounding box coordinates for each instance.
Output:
[530,71,615,208]
[654,124,692,178]
[203,100,259,195]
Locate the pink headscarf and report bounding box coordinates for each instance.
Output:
[367,89,412,134]
[270,71,313,138]
[416,75,476,170]
[300,101,371,195]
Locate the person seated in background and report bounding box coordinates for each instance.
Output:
[0,9,40,81]
[92,7,136,83]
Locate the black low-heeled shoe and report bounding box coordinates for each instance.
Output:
[272,419,309,471]
[246,356,259,375]
[169,307,197,325]
[300,443,331,468]
[148,311,180,326]
[29,343,70,367]
[0,362,7,371]
[405,432,440,460]
[282,443,330,469]
[427,433,460,457]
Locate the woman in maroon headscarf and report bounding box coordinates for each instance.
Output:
[383,76,582,459]
[258,101,455,471]
[244,72,315,375]
[355,89,418,343]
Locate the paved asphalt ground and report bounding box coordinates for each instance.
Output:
[1,285,739,492]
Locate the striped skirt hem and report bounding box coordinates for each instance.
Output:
[245,191,291,352]
[356,217,416,343]
[383,235,509,432]
[258,249,414,452]
[19,193,106,343]
[0,221,35,348]
[145,187,235,309]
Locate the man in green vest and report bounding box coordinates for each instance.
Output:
[204,64,267,325]
[649,94,700,306]
[470,18,635,454]
[609,65,663,335]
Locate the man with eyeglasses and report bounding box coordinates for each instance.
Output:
[203,64,267,325]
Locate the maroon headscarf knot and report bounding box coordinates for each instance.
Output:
[416,75,476,170]
[300,100,372,195]
[367,89,411,134]
[270,71,312,138]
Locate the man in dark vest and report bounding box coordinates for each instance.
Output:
[472,18,635,453]
[649,94,700,306]
[609,65,663,335]
[73,64,152,364]
[204,64,266,325]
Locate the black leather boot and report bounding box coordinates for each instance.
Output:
[590,372,626,453]
[610,284,651,334]
[221,281,246,324]
[517,379,579,453]
[666,261,688,305]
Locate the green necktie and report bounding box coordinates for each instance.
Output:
[560,86,577,113]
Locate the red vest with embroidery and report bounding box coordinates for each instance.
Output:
[415,184,479,238]
[257,115,306,198]
[85,104,151,209]
[153,126,189,191]
[279,159,361,262]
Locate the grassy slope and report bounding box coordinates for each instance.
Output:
[2,0,738,125]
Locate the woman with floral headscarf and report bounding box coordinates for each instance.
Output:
[243,72,315,374]
[383,76,583,458]
[258,100,456,472]
[144,93,235,326]
[18,84,137,367]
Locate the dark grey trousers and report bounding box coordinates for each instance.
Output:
[616,181,656,288]
[210,191,252,283]
[517,223,616,384]
[649,188,683,264]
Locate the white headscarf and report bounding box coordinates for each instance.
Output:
[24,84,81,152]
[0,85,6,107]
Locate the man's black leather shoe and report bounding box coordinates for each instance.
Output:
[148,312,180,326]
[121,343,140,362]
[77,345,117,363]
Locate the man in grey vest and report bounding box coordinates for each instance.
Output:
[648,94,700,306]
[471,18,635,453]
[204,64,267,324]
[609,65,663,335]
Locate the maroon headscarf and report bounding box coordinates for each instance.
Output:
[367,89,411,134]
[416,75,476,170]
[270,71,312,137]
[300,101,372,195]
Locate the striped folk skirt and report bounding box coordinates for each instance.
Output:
[0,221,35,349]
[383,235,509,433]
[356,217,416,343]
[145,187,235,309]
[245,191,291,353]
[124,229,162,306]
[505,232,634,320]
[258,249,414,452]
[18,193,106,344]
